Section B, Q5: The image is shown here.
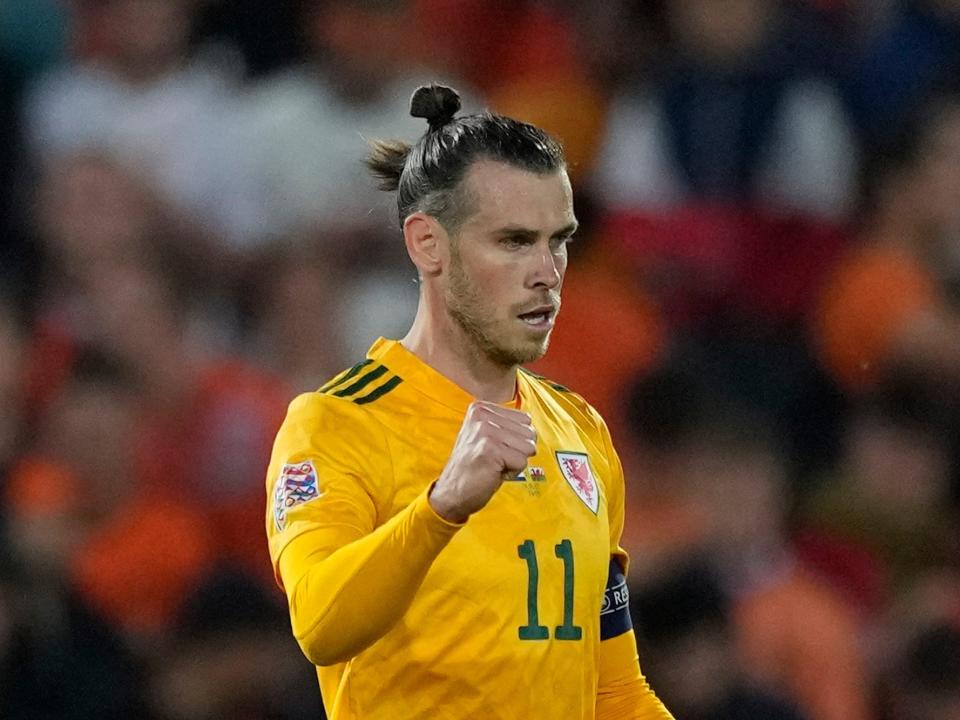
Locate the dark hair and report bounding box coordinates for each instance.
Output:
[366,83,565,232]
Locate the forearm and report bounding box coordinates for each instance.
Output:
[280,489,462,665]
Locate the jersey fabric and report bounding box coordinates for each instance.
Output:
[265,338,673,720]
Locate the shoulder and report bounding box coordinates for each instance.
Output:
[276,360,402,456]
[519,368,608,438]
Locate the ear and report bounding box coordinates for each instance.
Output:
[403,212,447,276]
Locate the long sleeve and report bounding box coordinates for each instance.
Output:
[265,392,463,666]
[280,487,462,666]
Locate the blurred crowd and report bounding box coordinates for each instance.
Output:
[1,0,959,718]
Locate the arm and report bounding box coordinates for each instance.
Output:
[280,488,461,666]
[266,393,464,666]
[267,396,534,667]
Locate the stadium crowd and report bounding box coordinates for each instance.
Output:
[0,0,959,718]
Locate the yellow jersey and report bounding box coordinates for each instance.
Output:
[265,338,672,720]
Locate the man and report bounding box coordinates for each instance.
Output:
[265,84,674,719]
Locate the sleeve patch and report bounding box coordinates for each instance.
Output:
[274,460,321,531]
[600,557,632,640]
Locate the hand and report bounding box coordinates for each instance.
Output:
[429,401,537,523]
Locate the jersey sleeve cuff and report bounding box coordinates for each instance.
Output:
[416,482,468,531]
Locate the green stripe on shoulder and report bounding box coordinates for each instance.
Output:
[353,375,403,405]
[332,364,389,397]
[519,367,570,393]
[320,361,403,405]
[319,359,374,393]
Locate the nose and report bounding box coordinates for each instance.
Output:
[527,244,562,289]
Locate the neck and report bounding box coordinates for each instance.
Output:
[402,305,517,403]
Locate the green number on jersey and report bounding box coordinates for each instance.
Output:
[517,540,550,640]
[516,539,583,641]
[554,539,583,640]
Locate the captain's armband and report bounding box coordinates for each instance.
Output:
[600,557,631,640]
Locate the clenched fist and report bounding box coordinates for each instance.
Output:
[428,401,537,523]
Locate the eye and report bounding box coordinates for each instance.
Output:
[501,235,535,249]
[550,235,574,252]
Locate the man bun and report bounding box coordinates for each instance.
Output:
[369,83,564,231]
[410,84,461,130]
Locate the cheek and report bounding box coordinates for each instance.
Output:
[556,252,570,283]
[465,258,519,306]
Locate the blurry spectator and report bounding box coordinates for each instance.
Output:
[148,570,323,720]
[1,346,146,718]
[245,246,349,395]
[0,537,143,720]
[34,152,160,276]
[631,558,807,720]
[24,152,214,420]
[247,239,419,392]
[5,349,215,640]
[23,0,244,245]
[76,261,288,584]
[590,2,853,402]
[616,365,715,583]
[799,385,959,606]
[618,350,844,582]
[25,151,289,583]
[686,406,871,720]
[593,0,858,220]
[428,1,609,178]
[231,0,480,249]
[814,93,960,393]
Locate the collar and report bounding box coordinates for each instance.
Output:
[367,337,524,414]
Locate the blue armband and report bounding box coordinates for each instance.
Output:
[600,557,632,640]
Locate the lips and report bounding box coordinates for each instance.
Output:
[518,304,555,318]
[517,304,558,328]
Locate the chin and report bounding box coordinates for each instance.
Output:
[494,336,550,367]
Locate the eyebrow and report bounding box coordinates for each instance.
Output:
[491,221,579,239]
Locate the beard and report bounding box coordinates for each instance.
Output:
[445,249,554,368]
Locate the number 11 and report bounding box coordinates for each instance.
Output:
[517,539,583,641]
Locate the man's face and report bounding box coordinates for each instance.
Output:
[442,161,576,368]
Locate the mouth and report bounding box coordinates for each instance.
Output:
[517,304,557,330]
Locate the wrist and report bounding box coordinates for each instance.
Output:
[428,482,469,524]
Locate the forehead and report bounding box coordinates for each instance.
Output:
[459,160,575,233]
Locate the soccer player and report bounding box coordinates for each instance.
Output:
[265,84,674,719]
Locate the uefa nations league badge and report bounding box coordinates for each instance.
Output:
[274,460,321,530]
